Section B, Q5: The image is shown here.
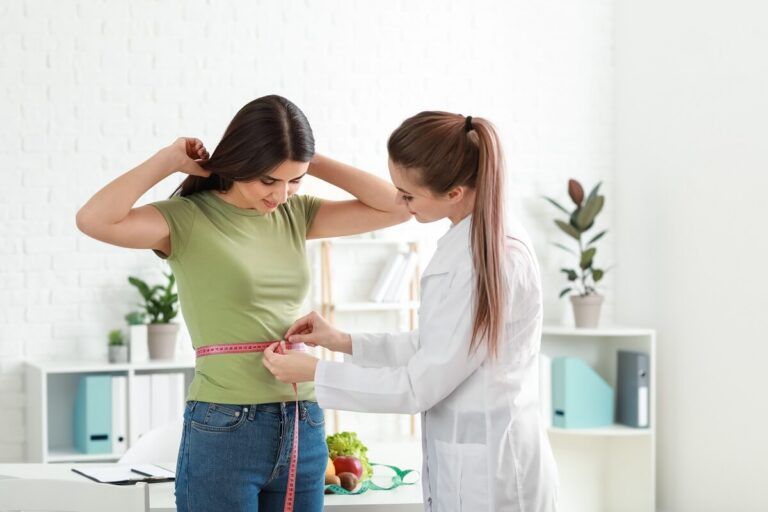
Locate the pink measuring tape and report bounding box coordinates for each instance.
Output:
[195,341,307,512]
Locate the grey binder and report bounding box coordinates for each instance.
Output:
[616,350,650,428]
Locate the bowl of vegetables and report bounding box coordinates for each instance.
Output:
[324,431,372,493]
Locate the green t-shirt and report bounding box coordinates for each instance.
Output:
[150,190,322,405]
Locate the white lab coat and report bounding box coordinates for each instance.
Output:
[314,215,559,512]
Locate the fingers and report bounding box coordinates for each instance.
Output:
[262,343,282,378]
[288,333,308,344]
[285,312,314,339]
[187,160,212,178]
[183,137,210,161]
[290,327,312,339]
[263,356,291,384]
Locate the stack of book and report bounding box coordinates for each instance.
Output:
[369,251,418,303]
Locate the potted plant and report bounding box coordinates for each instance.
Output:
[128,272,179,360]
[107,329,128,363]
[544,179,610,328]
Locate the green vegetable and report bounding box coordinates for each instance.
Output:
[326,432,372,480]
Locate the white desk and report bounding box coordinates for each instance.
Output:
[0,443,423,512]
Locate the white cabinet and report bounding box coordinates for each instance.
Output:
[25,358,194,463]
[542,326,656,512]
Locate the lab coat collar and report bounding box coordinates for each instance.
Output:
[423,215,472,277]
[438,214,473,249]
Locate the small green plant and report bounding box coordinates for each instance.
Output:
[108,329,125,346]
[124,311,147,326]
[127,272,179,324]
[544,179,610,298]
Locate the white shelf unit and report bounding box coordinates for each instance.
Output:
[25,358,195,463]
[314,237,420,436]
[541,326,656,512]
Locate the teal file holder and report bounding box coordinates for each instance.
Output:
[552,357,614,428]
[74,375,112,454]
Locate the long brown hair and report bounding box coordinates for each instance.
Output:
[173,95,315,197]
[388,112,506,359]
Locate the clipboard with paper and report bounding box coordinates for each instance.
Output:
[71,463,175,485]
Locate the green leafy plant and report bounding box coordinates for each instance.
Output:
[108,329,125,346]
[544,179,610,298]
[127,272,179,324]
[124,311,146,326]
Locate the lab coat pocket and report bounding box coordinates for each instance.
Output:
[435,440,490,511]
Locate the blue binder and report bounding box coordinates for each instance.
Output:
[552,357,614,428]
[74,375,112,454]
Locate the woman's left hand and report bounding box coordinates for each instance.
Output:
[262,342,320,384]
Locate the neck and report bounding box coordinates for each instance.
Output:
[449,192,475,225]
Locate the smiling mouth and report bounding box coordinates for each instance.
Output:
[263,200,278,209]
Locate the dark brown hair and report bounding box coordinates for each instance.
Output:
[388,112,506,359]
[173,95,315,197]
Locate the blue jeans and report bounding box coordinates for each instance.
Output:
[175,399,328,512]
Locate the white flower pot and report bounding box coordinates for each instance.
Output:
[147,323,180,360]
[108,345,128,363]
[128,324,149,362]
[570,294,604,328]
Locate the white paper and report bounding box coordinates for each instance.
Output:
[71,463,174,484]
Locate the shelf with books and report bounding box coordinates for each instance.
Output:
[540,326,656,512]
[25,359,194,463]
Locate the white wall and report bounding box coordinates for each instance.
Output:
[0,0,614,462]
[615,1,768,510]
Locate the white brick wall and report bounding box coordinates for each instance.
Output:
[0,0,614,461]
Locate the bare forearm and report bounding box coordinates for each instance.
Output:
[337,332,353,355]
[308,154,399,212]
[77,149,179,226]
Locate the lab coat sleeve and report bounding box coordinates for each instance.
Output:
[315,267,486,415]
[343,330,420,368]
[505,238,544,364]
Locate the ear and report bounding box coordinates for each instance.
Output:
[446,186,466,203]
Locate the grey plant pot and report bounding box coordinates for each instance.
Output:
[108,345,128,364]
[147,323,180,360]
[570,294,604,328]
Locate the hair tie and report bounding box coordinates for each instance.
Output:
[464,116,473,132]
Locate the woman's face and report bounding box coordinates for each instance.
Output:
[232,160,309,213]
[388,159,457,223]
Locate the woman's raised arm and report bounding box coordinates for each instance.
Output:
[306,154,411,239]
[75,138,209,254]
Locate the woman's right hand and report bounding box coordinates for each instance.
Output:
[284,311,353,354]
[162,137,212,177]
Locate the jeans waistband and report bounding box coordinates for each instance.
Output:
[187,399,317,416]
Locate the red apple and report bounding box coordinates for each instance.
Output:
[332,456,363,480]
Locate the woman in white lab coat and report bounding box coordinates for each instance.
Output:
[263,112,559,512]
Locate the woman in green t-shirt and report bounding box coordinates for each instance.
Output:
[76,95,411,512]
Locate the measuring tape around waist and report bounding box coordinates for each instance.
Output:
[195,341,306,512]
